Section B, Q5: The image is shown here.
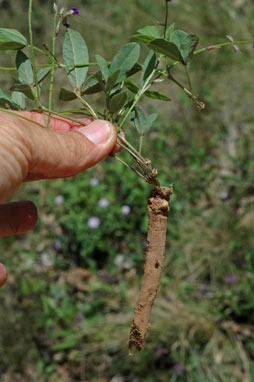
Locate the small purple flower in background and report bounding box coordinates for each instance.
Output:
[194,293,202,300]
[199,286,207,294]
[165,295,172,302]
[88,216,100,229]
[54,241,62,250]
[75,313,84,329]
[173,364,186,375]
[156,347,169,356]
[225,273,236,284]
[98,198,110,208]
[54,194,64,205]
[90,177,99,186]
[122,205,131,215]
[70,7,79,15]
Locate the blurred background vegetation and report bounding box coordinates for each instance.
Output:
[0,0,254,381]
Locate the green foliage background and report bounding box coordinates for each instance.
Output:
[0,0,254,381]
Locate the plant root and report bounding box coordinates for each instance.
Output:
[129,185,173,353]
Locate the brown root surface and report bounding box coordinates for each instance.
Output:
[129,185,173,353]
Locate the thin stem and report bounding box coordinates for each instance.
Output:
[0,108,46,128]
[27,44,52,59]
[47,12,58,128]
[184,64,193,94]
[118,135,147,164]
[28,0,39,99]
[139,135,144,155]
[113,155,134,171]
[164,0,169,38]
[43,108,88,126]
[74,90,98,120]
[119,73,154,130]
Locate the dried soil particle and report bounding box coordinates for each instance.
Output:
[129,185,173,353]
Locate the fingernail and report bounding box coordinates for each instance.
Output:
[78,120,110,145]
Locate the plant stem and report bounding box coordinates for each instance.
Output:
[119,71,155,130]
[0,108,45,128]
[74,90,98,120]
[139,135,144,155]
[184,64,193,94]
[118,135,147,164]
[27,45,53,59]
[28,0,39,99]
[47,12,58,128]
[43,108,88,126]
[164,0,169,38]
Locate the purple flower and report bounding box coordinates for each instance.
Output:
[90,177,99,186]
[63,21,70,28]
[98,198,110,208]
[173,364,186,375]
[156,347,169,355]
[54,194,64,205]
[88,216,100,229]
[121,205,131,215]
[225,274,236,284]
[165,295,172,302]
[54,241,62,250]
[143,240,148,248]
[199,286,207,294]
[70,7,79,15]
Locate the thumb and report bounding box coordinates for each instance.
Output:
[24,119,117,180]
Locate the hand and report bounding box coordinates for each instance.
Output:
[0,110,117,287]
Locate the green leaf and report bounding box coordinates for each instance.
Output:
[16,51,34,84]
[148,38,182,61]
[137,26,160,39]
[146,113,158,127]
[52,337,82,351]
[0,28,27,50]
[170,30,199,64]
[124,79,139,94]
[105,69,120,91]
[10,83,34,100]
[132,34,157,43]
[11,91,26,109]
[141,50,156,86]
[63,29,89,89]
[126,62,142,77]
[144,90,172,101]
[83,80,103,94]
[165,23,175,40]
[131,107,157,135]
[109,42,140,83]
[37,67,51,83]
[109,91,127,113]
[0,88,19,109]
[95,54,109,81]
[131,107,147,135]
[59,87,77,101]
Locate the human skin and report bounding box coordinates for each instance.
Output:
[0,111,117,287]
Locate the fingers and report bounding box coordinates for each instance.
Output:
[0,201,38,237]
[0,263,7,288]
[17,114,117,180]
[17,111,93,132]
